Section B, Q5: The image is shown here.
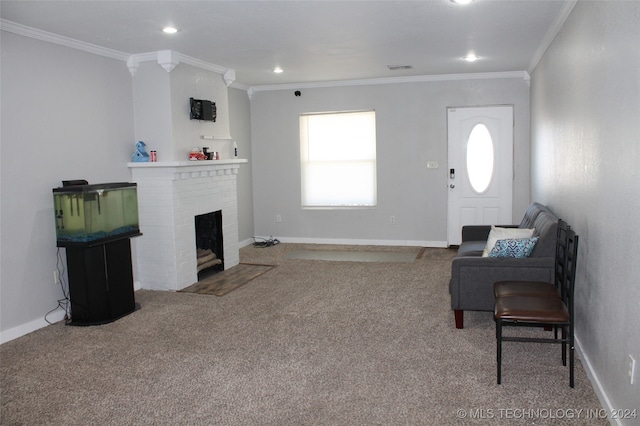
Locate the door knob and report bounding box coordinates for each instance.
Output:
[450,184,455,188]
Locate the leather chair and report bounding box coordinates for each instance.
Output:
[494,227,579,387]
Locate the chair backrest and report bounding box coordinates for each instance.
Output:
[554,220,570,292]
[562,228,579,316]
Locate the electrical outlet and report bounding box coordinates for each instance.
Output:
[390,216,396,224]
[629,355,636,385]
[54,270,60,284]
[276,214,282,223]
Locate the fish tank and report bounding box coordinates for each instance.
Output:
[53,182,141,246]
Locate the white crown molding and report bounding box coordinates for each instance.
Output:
[223,69,236,87]
[229,81,251,92]
[249,71,532,93]
[157,50,179,72]
[126,56,139,76]
[0,19,129,61]
[126,50,234,78]
[179,54,228,75]
[1,19,235,81]
[528,0,578,74]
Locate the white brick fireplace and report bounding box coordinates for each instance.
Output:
[128,159,247,291]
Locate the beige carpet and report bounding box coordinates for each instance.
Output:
[0,243,605,425]
[285,249,420,263]
[179,263,275,296]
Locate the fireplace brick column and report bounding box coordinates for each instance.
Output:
[128,160,247,291]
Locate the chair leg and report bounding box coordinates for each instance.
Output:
[561,325,567,366]
[569,324,575,388]
[454,310,464,329]
[496,320,502,384]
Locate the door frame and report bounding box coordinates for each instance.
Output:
[446,105,514,246]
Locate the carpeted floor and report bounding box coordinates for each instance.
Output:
[0,243,605,425]
[285,249,420,263]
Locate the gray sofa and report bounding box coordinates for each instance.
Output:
[449,202,559,329]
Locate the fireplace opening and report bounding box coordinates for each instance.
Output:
[195,211,224,279]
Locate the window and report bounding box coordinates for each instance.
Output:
[466,123,494,194]
[300,111,377,208]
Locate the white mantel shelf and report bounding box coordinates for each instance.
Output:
[128,159,248,180]
[128,159,248,168]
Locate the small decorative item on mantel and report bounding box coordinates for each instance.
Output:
[189,147,207,161]
[132,141,150,162]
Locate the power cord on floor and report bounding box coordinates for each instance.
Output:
[45,248,72,325]
[252,236,280,248]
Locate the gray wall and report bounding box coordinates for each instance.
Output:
[250,78,531,246]
[0,31,256,341]
[531,1,640,414]
[0,32,135,339]
[133,61,232,161]
[229,87,255,244]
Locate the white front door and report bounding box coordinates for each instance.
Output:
[447,106,513,245]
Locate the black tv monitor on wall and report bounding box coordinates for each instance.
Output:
[190,98,216,122]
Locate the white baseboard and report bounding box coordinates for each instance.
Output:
[575,334,618,426]
[251,235,448,248]
[239,238,256,248]
[0,310,66,344]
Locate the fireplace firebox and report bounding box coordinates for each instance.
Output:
[195,211,224,278]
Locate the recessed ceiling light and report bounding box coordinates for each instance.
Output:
[162,27,178,34]
[273,67,284,74]
[463,54,480,62]
[450,0,475,4]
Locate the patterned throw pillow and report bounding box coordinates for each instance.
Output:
[482,226,536,257]
[488,237,538,258]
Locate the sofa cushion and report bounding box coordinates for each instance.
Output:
[457,240,487,257]
[529,211,559,257]
[488,237,538,258]
[482,226,535,257]
[518,202,550,229]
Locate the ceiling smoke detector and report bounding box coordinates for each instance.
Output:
[387,65,413,71]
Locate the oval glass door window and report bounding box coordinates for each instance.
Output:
[466,123,494,193]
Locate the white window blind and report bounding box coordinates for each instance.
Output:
[300,110,377,208]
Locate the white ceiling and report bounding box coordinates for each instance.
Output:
[0,0,575,87]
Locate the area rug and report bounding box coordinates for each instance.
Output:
[285,249,419,263]
[179,263,274,296]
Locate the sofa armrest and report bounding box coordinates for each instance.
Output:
[449,256,555,312]
[461,224,517,242]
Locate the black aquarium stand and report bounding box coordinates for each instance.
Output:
[61,236,140,326]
